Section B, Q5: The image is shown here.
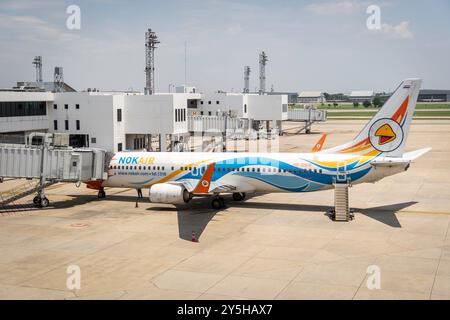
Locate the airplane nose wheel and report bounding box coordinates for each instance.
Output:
[97,189,106,199]
[211,196,225,210]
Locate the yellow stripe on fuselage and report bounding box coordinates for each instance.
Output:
[143,158,212,187]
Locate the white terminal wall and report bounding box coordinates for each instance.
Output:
[49,92,125,152]
[247,94,288,121]
[195,93,246,118]
[192,93,286,121]
[124,93,200,136]
[0,92,53,133]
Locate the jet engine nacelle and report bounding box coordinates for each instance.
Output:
[149,183,191,204]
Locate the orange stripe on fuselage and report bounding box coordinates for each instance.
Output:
[339,138,371,153]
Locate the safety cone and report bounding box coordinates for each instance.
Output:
[191,231,197,242]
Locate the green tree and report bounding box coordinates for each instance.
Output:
[363,100,372,108]
[353,102,359,108]
[372,96,382,108]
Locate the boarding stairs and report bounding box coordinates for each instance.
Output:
[333,182,350,221]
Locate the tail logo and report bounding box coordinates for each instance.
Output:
[201,180,209,188]
[369,118,404,152]
[375,124,396,145]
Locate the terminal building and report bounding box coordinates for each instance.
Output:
[0,87,289,152]
[298,91,325,104]
[418,89,450,102]
[348,90,375,103]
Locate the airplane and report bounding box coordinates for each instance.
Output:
[86,78,431,210]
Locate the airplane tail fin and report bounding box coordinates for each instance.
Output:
[311,133,327,152]
[321,78,422,157]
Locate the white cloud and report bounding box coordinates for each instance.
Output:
[0,0,61,11]
[305,1,364,15]
[381,21,414,39]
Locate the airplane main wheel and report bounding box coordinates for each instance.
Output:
[98,190,106,198]
[232,192,246,201]
[211,197,225,210]
[33,196,40,205]
[40,197,49,208]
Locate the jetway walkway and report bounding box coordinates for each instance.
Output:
[0,133,108,208]
[286,108,327,134]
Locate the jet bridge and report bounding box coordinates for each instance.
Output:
[0,133,108,208]
[286,108,327,134]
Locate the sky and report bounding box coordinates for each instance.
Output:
[0,0,449,93]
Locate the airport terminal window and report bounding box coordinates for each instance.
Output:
[117,109,122,122]
[65,120,69,130]
[76,120,80,130]
[200,101,203,104]
[54,104,57,109]
[118,143,122,151]
[216,101,219,104]
[91,137,96,143]
[244,104,247,113]
[53,120,58,130]
[0,101,47,117]
[76,104,80,109]
[64,104,68,109]
[208,101,211,105]
[208,111,212,116]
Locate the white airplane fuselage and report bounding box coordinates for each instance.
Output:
[101,151,406,193]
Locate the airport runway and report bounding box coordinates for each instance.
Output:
[0,120,449,299]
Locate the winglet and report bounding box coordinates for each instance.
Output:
[311,133,327,152]
[193,163,215,194]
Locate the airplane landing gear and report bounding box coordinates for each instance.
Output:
[33,195,49,208]
[232,192,246,201]
[98,188,106,199]
[211,196,225,210]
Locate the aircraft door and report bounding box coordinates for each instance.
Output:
[336,161,347,183]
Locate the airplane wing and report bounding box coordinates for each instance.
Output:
[209,184,237,193]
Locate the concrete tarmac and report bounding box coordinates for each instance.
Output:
[0,120,449,299]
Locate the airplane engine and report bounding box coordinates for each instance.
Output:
[149,183,191,204]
